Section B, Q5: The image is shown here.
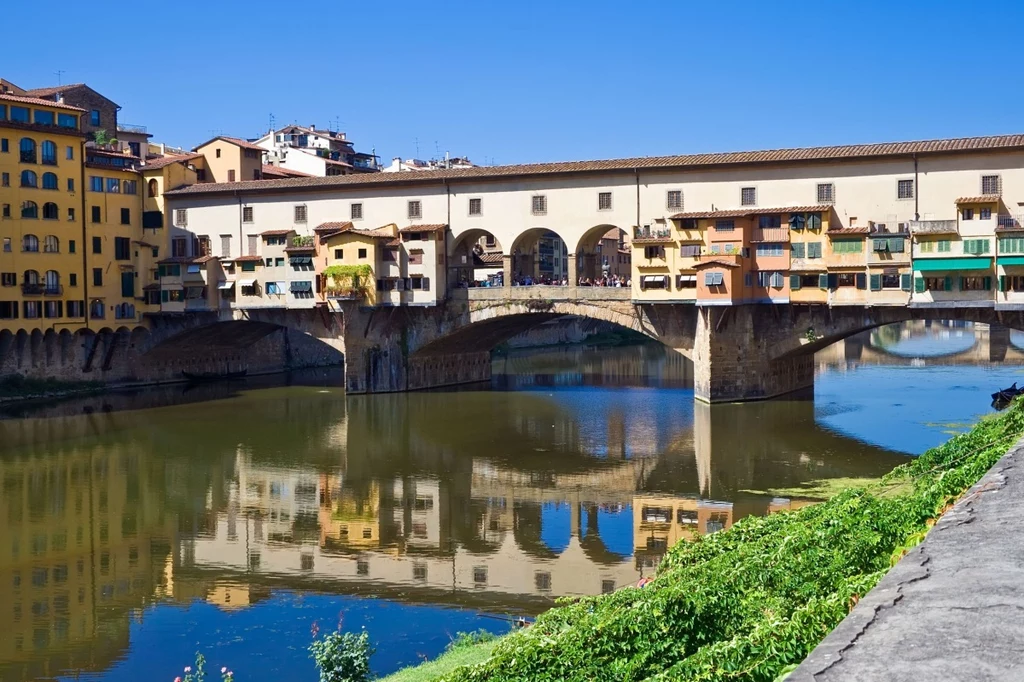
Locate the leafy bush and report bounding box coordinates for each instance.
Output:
[310,629,375,682]
[434,402,1024,681]
[446,630,499,652]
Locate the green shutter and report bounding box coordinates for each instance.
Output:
[944,276,953,291]
[120,272,134,298]
[818,273,828,289]
[889,238,904,253]
[1000,275,1007,292]
[938,240,951,253]
[161,290,169,303]
[828,273,838,289]
[791,243,805,258]
[790,274,801,290]
[870,274,882,291]
[959,276,966,291]
[984,276,992,291]
[915,276,925,293]
[901,273,912,291]
[855,273,867,290]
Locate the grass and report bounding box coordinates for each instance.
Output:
[380,639,501,682]
[740,476,911,501]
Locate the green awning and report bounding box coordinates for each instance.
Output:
[998,256,1024,266]
[914,257,991,272]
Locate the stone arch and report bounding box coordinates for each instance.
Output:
[509,227,570,284]
[512,501,561,560]
[574,224,628,283]
[42,329,56,367]
[58,329,73,365]
[29,329,43,368]
[0,329,13,372]
[14,330,27,369]
[129,326,150,351]
[448,228,505,287]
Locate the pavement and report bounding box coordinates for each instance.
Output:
[789,436,1024,682]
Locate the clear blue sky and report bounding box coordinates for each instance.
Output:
[7,0,1023,165]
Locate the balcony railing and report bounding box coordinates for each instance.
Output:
[43,285,63,296]
[910,219,958,235]
[291,235,315,247]
[998,214,1024,230]
[21,283,43,296]
[117,123,148,134]
[633,226,673,240]
[326,288,364,300]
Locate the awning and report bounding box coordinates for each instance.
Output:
[641,275,668,283]
[289,255,312,264]
[186,264,202,274]
[914,257,992,272]
[217,281,235,290]
[290,281,313,292]
[185,286,205,299]
[998,256,1024,267]
[238,278,257,287]
[677,275,697,283]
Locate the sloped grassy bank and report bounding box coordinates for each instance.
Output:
[420,402,1024,682]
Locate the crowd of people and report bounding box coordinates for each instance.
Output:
[455,273,631,288]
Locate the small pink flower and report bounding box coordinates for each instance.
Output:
[174,677,181,682]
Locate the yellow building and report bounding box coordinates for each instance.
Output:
[0,93,88,333]
[788,208,831,304]
[319,222,398,306]
[83,149,144,328]
[192,136,263,183]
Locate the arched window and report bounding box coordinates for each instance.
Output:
[41,172,58,190]
[44,270,60,293]
[42,203,58,220]
[21,201,38,219]
[90,299,105,319]
[43,235,59,253]
[147,178,158,197]
[20,170,37,188]
[115,303,136,320]
[19,138,36,163]
[23,270,39,285]
[40,141,57,165]
[22,235,39,252]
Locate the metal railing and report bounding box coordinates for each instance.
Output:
[633,226,673,240]
[21,283,43,295]
[998,214,1024,230]
[43,285,63,296]
[117,123,148,134]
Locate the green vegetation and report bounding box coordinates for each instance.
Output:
[0,375,104,400]
[740,476,909,502]
[381,635,502,682]
[399,401,1024,682]
[323,264,374,299]
[310,628,374,682]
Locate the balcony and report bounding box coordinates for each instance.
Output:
[910,219,958,235]
[998,214,1024,230]
[117,123,148,134]
[750,227,790,243]
[21,283,43,296]
[44,285,63,297]
[633,226,673,242]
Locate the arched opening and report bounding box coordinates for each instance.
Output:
[448,228,504,288]
[90,299,106,320]
[509,227,569,286]
[42,172,58,190]
[44,270,60,295]
[43,235,59,253]
[19,138,36,163]
[147,178,158,197]
[20,170,37,188]
[40,140,57,166]
[575,224,630,286]
[21,201,38,220]
[21,234,39,252]
[42,202,58,220]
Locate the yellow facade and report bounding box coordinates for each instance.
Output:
[0,96,88,333]
[83,153,144,329]
[789,210,831,303]
[322,230,385,305]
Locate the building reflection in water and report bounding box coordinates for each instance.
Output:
[0,342,917,681]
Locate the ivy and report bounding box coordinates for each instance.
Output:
[323,265,374,299]
[431,401,1024,682]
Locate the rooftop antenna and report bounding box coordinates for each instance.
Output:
[415,137,420,157]
[54,70,66,86]
[269,113,276,132]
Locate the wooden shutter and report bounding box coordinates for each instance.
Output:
[984,276,992,291]
[914,276,925,293]
[944,276,953,291]
[827,273,838,289]
[818,273,828,289]
[855,273,867,290]
[901,274,912,291]
[790,274,801,290]
[870,274,882,291]
[1000,275,1007,292]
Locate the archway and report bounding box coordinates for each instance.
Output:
[448,228,504,288]
[575,224,629,285]
[509,227,570,286]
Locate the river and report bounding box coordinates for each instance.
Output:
[0,321,1020,681]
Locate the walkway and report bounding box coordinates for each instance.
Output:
[791,437,1024,682]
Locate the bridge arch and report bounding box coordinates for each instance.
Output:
[509,227,570,284]
[574,224,628,283]
[448,228,504,287]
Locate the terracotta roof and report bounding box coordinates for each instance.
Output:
[193,255,218,264]
[324,158,353,168]
[132,240,158,247]
[955,195,1001,204]
[168,134,1024,198]
[261,164,313,178]
[142,283,161,291]
[694,258,740,269]
[88,147,139,159]
[400,224,447,233]
[314,221,353,232]
[193,135,265,152]
[349,228,397,240]
[227,255,264,262]
[996,224,1024,233]
[260,229,294,236]
[476,252,504,265]
[157,257,196,264]
[23,83,87,98]
[0,92,86,112]
[671,205,831,220]
[384,238,401,247]
[141,153,203,171]
[827,226,871,235]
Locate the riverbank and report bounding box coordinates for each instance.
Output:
[387,401,1024,681]
[0,375,106,404]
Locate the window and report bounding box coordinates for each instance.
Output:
[758,215,781,229]
[19,138,36,163]
[175,209,187,227]
[67,301,83,317]
[469,197,482,215]
[791,242,805,258]
[937,240,951,253]
[11,107,29,123]
[333,248,344,259]
[0,139,6,153]
[485,234,496,247]
[961,276,991,291]
[756,243,785,257]
[666,190,682,210]
[531,195,547,215]
[44,271,60,295]
[21,201,38,219]
[67,178,74,192]
[643,245,665,259]
[598,192,612,210]
[817,183,835,203]
[0,301,16,319]
[92,237,102,254]
[981,175,1001,195]
[740,187,756,206]
[999,237,1024,254]
[294,204,307,222]
[147,179,159,197]
[963,238,990,255]
[69,273,77,286]
[383,247,397,262]
[106,178,120,193]
[835,273,857,287]
[221,235,232,258]
[123,180,137,195]
[172,238,187,257]
[409,250,423,265]
[120,208,130,225]
[68,239,75,253]
[90,110,101,126]
[897,179,914,199]
[351,203,363,220]
[42,203,58,220]
[358,248,367,259]
[2,204,9,218]
[20,170,37,187]
[115,238,130,260]
[195,168,206,182]
[714,219,735,232]
[703,271,725,286]
[1,238,8,251]
[0,273,12,286]
[23,301,40,319]
[247,235,258,255]
[89,176,103,192]
[41,172,57,189]
[832,239,862,254]
[91,206,100,223]
[242,206,253,222]
[40,141,56,165]
[0,172,6,186]
[92,269,103,286]
[981,208,992,220]
[407,200,421,219]
[962,208,974,221]
[66,145,74,160]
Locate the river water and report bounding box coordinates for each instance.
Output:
[1,321,1021,682]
